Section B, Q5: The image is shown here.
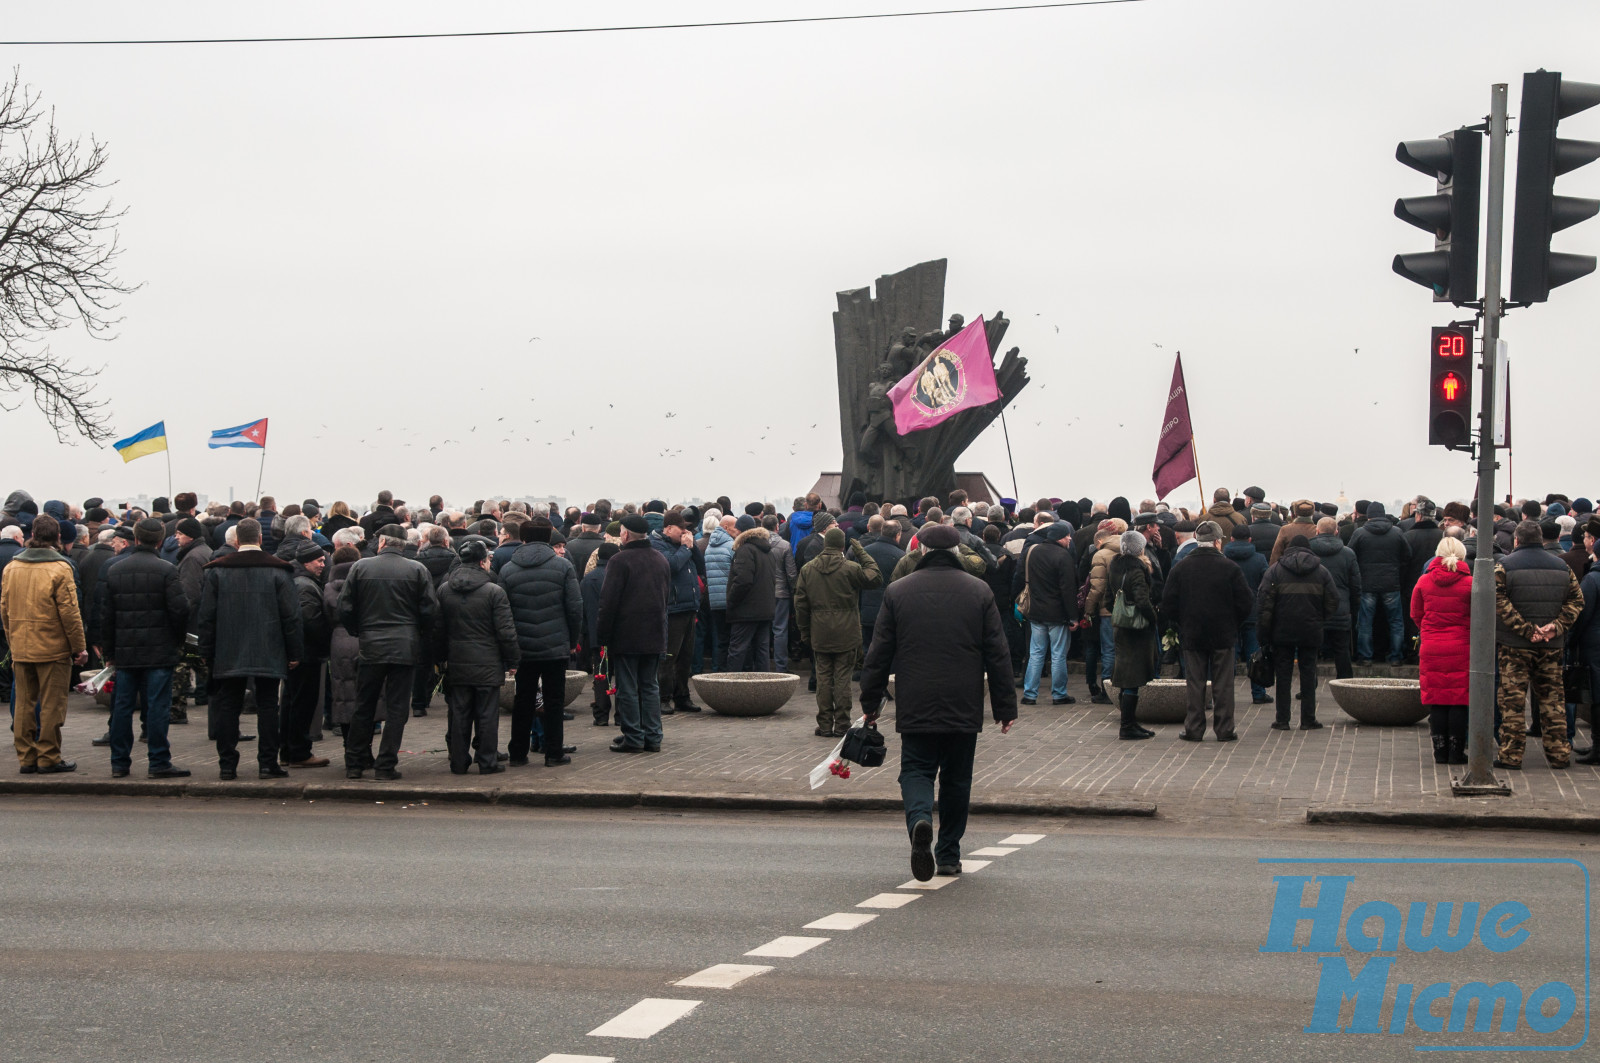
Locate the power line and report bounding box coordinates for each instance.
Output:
[0,0,1151,46]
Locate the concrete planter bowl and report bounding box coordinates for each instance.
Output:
[690,672,800,717]
[1135,679,1194,724]
[1328,678,1428,726]
[498,671,592,714]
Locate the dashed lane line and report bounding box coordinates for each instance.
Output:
[674,964,774,989]
[536,1055,615,1063]
[804,912,879,930]
[745,935,830,958]
[587,998,702,1039]
[857,892,921,909]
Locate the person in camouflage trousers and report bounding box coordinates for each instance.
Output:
[1494,520,1583,769]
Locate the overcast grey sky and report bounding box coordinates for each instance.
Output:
[1,0,1596,513]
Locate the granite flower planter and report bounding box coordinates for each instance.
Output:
[498,671,592,713]
[690,672,800,716]
[1135,679,1194,724]
[1328,678,1428,726]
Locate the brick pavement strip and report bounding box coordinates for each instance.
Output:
[0,682,1595,827]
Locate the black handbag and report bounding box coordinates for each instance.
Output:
[1248,648,1275,690]
[838,721,887,768]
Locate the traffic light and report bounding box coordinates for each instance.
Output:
[1394,130,1481,304]
[1510,70,1600,303]
[1429,325,1474,448]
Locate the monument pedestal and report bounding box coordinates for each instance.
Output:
[809,471,1005,510]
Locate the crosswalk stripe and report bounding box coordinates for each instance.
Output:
[804,912,879,930]
[675,964,773,989]
[1000,833,1046,845]
[960,859,992,872]
[896,876,955,891]
[969,846,1019,857]
[858,893,920,909]
[536,1055,615,1063]
[745,935,829,958]
[587,998,701,1039]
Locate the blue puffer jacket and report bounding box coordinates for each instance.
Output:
[650,531,700,615]
[704,527,735,610]
[785,510,814,556]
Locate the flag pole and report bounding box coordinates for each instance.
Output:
[1190,434,1204,513]
[999,410,1020,503]
[165,445,173,503]
[255,448,265,502]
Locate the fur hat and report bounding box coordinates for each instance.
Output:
[920,524,959,549]
[176,517,204,540]
[1442,501,1471,524]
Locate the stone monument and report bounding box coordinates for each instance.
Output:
[832,259,1029,503]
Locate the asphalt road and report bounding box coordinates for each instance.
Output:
[0,797,1592,1062]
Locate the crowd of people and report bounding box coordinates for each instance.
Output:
[1,481,1596,785]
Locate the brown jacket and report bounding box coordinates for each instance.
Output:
[1269,518,1321,564]
[1206,502,1247,530]
[0,548,87,662]
[1084,538,1122,616]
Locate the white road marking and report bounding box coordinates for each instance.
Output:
[587,998,702,1039]
[675,964,773,989]
[858,892,920,909]
[805,912,879,930]
[1000,833,1045,845]
[960,859,992,873]
[897,876,955,891]
[969,846,1019,857]
[745,935,829,958]
[537,1055,615,1063]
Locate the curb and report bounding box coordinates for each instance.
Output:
[0,778,1156,818]
[1307,807,1600,834]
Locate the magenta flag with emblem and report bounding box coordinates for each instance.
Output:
[1152,353,1197,500]
[888,316,1001,435]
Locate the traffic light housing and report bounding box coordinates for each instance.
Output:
[1394,129,1481,304]
[1429,325,1474,448]
[1510,69,1600,303]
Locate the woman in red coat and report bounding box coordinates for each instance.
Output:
[1410,537,1472,763]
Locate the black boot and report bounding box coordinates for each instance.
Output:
[1447,736,1469,764]
[1428,707,1449,763]
[1119,692,1153,740]
[1431,734,1448,764]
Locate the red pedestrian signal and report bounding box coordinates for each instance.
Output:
[1429,326,1474,449]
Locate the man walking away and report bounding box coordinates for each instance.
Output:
[1,514,88,774]
[337,524,438,780]
[197,518,304,779]
[1160,522,1253,741]
[1257,535,1339,731]
[100,518,191,778]
[1495,520,1583,770]
[794,527,882,737]
[435,538,519,774]
[860,522,1016,882]
[597,515,671,753]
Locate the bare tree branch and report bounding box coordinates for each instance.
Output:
[0,67,134,445]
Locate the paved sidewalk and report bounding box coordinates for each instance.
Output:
[4,676,1597,827]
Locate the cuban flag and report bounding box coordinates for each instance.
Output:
[208,418,268,449]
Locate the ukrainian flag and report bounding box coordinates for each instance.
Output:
[112,421,168,463]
